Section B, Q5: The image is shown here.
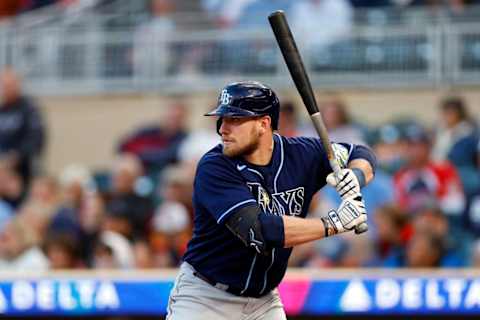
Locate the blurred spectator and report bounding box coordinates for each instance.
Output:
[235,0,291,29]
[132,0,176,83]
[103,154,153,239]
[319,93,366,144]
[46,164,95,263]
[372,204,411,264]
[0,160,23,210]
[47,164,93,236]
[150,164,192,267]
[78,191,106,266]
[394,123,465,218]
[383,224,461,268]
[202,0,256,29]
[17,175,60,240]
[290,0,353,51]
[278,101,299,138]
[0,68,46,188]
[432,96,479,197]
[118,99,188,176]
[43,232,82,269]
[133,238,155,268]
[177,107,219,165]
[368,122,410,175]
[0,218,49,270]
[412,207,465,265]
[405,231,445,267]
[92,230,134,269]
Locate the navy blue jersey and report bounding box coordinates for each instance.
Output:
[184,133,368,297]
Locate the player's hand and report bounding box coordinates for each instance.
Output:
[326,168,363,199]
[321,195,367,237]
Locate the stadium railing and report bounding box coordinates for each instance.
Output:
[0,6,479,95]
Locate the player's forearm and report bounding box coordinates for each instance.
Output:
[348,158,374,185]
[282,215,325,248]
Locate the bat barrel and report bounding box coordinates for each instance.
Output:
[268,10,319,116]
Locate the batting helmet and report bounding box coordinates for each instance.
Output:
[205,81,280,131]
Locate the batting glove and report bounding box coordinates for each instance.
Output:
[321,195,367,237]
[326,168,366,199]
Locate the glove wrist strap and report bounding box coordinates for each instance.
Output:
[351,168,366,188]
[321,214,338,238]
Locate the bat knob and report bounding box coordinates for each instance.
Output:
[354,222,368,234]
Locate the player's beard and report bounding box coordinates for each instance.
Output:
[223,127,260,158]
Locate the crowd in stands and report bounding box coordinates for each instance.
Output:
[0,66,478,271]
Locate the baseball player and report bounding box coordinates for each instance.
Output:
[166,81,376,320]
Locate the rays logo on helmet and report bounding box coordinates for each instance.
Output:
[220,89,232,105]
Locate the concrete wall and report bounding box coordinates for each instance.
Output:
[37,88,480,175]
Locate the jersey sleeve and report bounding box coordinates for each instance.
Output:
[194,156,257,224]
[301,138,376,190]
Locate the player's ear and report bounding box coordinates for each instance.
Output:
[259,116,271,133]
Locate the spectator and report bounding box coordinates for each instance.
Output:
[133,238,155,268]
[92,230,134,269]
[103,154,153,239]
[0,218,49,270]
[132,0,176,84]
[278,101,299,138]
[432,96,479,197]
[118,99,189,176]
[78,191,106,266]
[290,0,353,51]
[405,231,445,268]
[202,0,257,29]
[17,175,60,240]
[48,164,94,237]
[43,232,82,269]
[177,107,219,165]
[394,123,465,219]
[0,68,46,188]
[235,0,292,30]
[150,164,192,267]
[412,207,465,265]
[368,122,410,175]
[0,161,22,214]
[46,164,96,263]
[372,204,411,264]
[383,223,461,268]
[319,93,366,144]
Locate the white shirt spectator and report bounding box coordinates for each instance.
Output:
[0,246,49,271]
[290,0,353,50]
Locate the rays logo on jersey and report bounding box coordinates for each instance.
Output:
[247,183,304,216]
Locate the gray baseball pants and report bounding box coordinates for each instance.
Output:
[166,262,287,320]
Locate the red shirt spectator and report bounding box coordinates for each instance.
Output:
[393,123,465,216]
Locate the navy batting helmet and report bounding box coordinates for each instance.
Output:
[205,81,280,131]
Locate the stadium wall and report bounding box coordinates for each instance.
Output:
[39,88,480,175]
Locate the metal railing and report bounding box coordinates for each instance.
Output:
[0,7,479,95]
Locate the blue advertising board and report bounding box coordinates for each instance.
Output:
[0,271,478,316]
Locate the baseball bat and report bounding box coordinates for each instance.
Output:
[268,10,368,234]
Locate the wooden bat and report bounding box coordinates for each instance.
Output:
[268,10,368,234]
